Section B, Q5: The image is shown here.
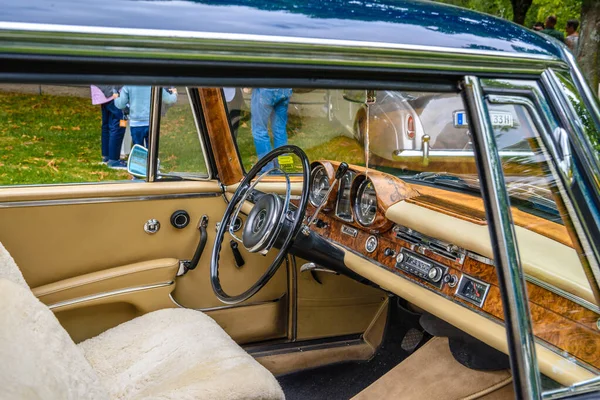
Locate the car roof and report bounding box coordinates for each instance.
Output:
[1,0,561,60]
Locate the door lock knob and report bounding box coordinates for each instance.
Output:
[144,219,160,234]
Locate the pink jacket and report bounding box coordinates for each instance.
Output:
[90,85,112,105]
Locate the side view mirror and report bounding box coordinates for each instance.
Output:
[127,144,148,178]
[342,90,376,105]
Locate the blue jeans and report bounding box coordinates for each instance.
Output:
[101,100,126,161]
[131,125,149,148]
[251,89,292,166]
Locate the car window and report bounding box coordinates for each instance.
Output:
[484,95,599,390]
[0,84,208,186]
[158,87,208,179]
[0,84,134,186]
[227,87,541,196]
[226,88,365,174]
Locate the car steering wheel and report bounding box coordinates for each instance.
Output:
[210,145,310,304]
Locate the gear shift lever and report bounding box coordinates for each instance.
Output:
[303,162,349,235]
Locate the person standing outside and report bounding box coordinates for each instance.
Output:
[541,15,565,43]
[565,19,580,53]
[250,88,293,168]
[113,86,178,148]
[91,85,126,169]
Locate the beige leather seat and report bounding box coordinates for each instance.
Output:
[0,243,284,400]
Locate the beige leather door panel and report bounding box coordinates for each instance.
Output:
[0,181,288,343]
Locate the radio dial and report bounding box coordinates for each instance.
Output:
[396,252,404,264]
[428,266,443,282]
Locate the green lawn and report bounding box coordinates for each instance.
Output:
[0,91,129,185]
[0,90,364,186]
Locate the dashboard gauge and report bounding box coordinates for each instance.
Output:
[335,171,355,222]
[354,178,377,226]
[309,165,331,207]
[455,275,490,307]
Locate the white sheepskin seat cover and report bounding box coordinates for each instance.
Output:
[0,242,28,288]
[0,279,108,400]
[79,308,285,400]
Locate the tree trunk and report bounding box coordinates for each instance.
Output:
[510,0,533,26]
[577,0,600,91]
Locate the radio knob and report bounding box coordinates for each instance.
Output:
[443,274,458,287]
[428,266,443,282]
[396,252,404,264]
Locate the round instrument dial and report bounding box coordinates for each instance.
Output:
[355,178,377,226]
[309,165,331,207]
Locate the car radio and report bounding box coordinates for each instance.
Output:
[395,248,448,288]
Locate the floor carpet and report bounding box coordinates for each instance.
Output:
[278,298,429,400]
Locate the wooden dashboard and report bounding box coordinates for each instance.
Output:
[307,161,600,372]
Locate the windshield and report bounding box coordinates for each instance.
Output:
[226,87,558,221]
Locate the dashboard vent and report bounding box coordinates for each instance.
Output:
[394,225,466,265]
[394,225,423,246]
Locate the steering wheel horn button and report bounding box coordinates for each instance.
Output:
[242,193,282,253]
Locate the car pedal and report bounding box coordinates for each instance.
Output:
[401,328,424,353]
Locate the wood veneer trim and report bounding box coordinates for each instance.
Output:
[341,246,596,386]
[198,88,243,186]
[311,215,600,370]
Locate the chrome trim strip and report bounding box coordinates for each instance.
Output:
[289,256,298,342]
[0,21,560,62]
[559,43,600,125]
[392,149,535,158]
[247,336,365,358]
[463,75,541,399]
[168,293,284,312]
[148,86,161,182]
[0,23,567,77]
[0,192,220,208]
[48,281,174,310]
[466,251,494,266]
[543,373,600,399]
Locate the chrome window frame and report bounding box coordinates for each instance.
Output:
[148,87,213,183]
[462,75,542,400]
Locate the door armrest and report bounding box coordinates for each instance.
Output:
[32,258,179,306]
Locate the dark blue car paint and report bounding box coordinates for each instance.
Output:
[1,0,561,59]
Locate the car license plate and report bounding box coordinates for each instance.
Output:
[453,111,513,128]
[490,112,513,127]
